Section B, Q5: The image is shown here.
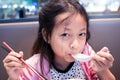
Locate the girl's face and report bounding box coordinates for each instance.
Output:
[48,12,87,64]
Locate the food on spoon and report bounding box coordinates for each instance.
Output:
[72,53,92,62]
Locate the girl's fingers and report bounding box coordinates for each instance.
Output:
[19,51,24,58]
[92,47,114,70]
[3,51,22,63]
[3,51,25,69]
[2,51,25,80]
[3,51,24,63]
[3,55,21,63]
[9,51,23,58]
[93,53,105,62]
[93,57,113,68]
[100,47,109,53]
[93,53,113,67]
[4,61,24,68]
[92,60,103,68]
[99,47,114,61]
[97,51,114,63]
[92,55,105,68]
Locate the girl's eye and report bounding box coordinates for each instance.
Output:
[61,33,70,37]
[79,33,86,37]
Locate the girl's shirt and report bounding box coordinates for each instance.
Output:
[19,43,99,80]
[50,61,87,80]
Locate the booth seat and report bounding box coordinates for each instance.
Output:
[0,18,120,80]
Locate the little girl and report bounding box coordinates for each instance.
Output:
[3,0,115,80]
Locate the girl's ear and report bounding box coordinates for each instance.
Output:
[42,28,47,42]
[42,28,50,43]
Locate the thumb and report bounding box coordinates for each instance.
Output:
[19,51,24,58]
[100,47,109,53]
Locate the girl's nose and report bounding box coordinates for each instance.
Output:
[70,39,79,50]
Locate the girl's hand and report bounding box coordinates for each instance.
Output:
[3,51,24,80]
[91,47,114,72]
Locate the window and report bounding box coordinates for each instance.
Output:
[0,0,39,20]
[0,0,119,21]
[79,0,120,18]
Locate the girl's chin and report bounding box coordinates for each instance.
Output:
[65,55,75,62]
[66,58,75,62]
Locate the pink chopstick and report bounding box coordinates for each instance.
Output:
[2,41,47,80]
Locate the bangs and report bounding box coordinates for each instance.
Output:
[54,11,77,28]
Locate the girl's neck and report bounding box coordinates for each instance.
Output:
[52,58,74,72]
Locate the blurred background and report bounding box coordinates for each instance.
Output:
[0,0,39,19]
[0,0,119,20]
